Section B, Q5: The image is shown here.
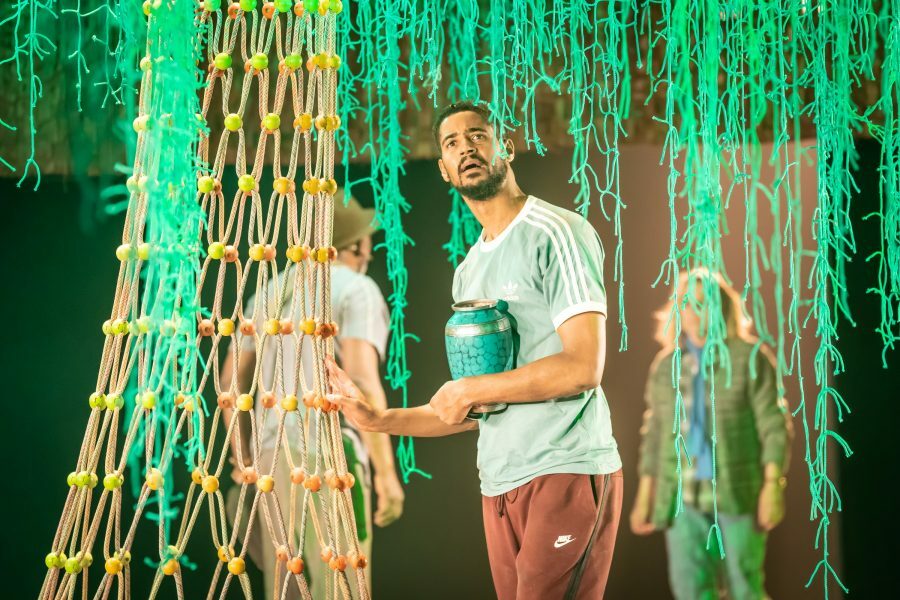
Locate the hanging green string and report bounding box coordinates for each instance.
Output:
[1,0,58,189]
[339,0,430,482]
[119,0,206,559]
[443,188,481,268]
[796,0,874,594]
[872,2,900,363]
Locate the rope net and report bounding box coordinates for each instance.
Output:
[39,1,368,599]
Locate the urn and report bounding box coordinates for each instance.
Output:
[444,299,517,419]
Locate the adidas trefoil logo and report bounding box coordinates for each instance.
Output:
[501,280,519,301]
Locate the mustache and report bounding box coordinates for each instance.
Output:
[458,157,487,175]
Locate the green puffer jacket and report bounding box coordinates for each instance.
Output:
[638,338,792,528]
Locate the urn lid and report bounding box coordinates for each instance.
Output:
[452,299,502,312]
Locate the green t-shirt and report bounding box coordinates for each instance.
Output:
[452,196,622,496]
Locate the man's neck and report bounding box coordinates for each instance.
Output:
[684,331,706,349]
[464,187,528,242]
[333,257,357,272]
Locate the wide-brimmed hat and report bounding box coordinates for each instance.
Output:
[332,189,378,250]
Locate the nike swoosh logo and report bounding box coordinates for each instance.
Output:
[554,535,575,548]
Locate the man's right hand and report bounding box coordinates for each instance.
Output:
[373,473,405,527]
[629,475,657,536]
[326,356,385,432]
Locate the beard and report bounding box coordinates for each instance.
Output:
[454,159,508,201]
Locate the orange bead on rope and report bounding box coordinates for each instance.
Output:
[217,393,235,409]
[303,474,322,492]
[315,321,338,339]
[290,467,305,485]
[287,556,304,574]
[329,555,347,572]
[260,391,277,408]
[198,319,215,336]
[348,552,368,569]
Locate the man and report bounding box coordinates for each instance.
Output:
[328,101,623,599]
[630,271,792,600]
[220,193,405,599]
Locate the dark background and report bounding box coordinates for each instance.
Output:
[1,139,896,598]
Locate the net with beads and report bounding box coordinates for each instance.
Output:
[39,2,365,599]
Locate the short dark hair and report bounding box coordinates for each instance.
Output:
[432,101,493,148]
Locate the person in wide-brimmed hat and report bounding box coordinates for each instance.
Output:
[221,189,405,599]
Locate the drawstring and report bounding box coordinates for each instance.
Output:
[494,488,519,518]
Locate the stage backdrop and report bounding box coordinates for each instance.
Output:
[8,139,897,599]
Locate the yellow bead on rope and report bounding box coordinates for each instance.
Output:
[249,244,265,261]
[238,174,257,193]
[300,319,316,335]
[281,394,298,411]
[208,242,225,260]
[191,468,204,485]
[218,318,235,336]
[141,391,157,410]
[262,113,281,132]
[294,113,313,131]
[161,558,179,576]
[264,318,281,336]
[103,472,124,490]
[133,115,150,132]
[105,393,124,410]
[302,177,320,195]
[105,557,123,575]
[286,245,308,262]
[45,552,66,569]
[237,394,254,412]
[198,175,217,194]
[228,557,246,575]
[320,178,338,195]
[218,546,231,562]
[274,177,295,195]
[202,475,220,494]
[146,468,163,491]
[224,113,242,131]
[89,392,106,410]
[213,52,232,70]
[116,243,132,261]
[257,475,275,493]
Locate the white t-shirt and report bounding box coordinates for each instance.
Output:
[241,264,389,452]
[452,196,621,496]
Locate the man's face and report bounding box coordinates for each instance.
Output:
[681,281,712,341]
[437,111,511,201]
[355,235,373,275]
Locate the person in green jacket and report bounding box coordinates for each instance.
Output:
[630,271,792,600]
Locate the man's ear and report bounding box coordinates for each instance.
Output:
[504,138,515,163]
[438,158,450,183]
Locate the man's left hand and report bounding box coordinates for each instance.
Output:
[429,380,473,425]
[757,480,786,531]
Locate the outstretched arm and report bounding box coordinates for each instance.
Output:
[326,357,477,437]
[339,338,406,526]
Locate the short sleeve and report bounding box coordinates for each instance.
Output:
[336,276,389,360]
[537,217,607,329]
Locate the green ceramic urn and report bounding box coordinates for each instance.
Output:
[444,299,517,419]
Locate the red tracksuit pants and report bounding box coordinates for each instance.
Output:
[482,471,623,599]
